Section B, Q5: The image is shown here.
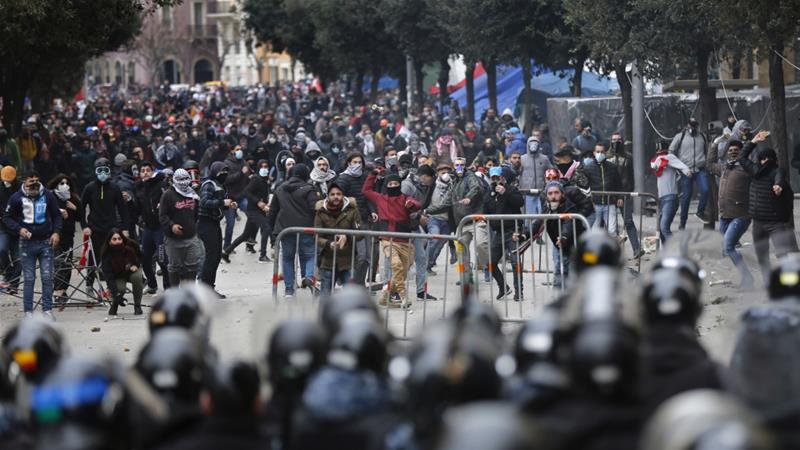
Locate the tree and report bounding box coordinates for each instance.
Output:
[726,0,800,173]
[134,18,178,85]
[0,0,180,136]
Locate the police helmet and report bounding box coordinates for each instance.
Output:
[513,308,569,389]
[573,229,622,274]
[266,319,326,391]
[2,317,67,384]
[768,253,800,300]
[318,285,379,336]
[327,312,389,374]
[651,256,706,293]
[135,328,206,405]
[148,285,212,341]
[204,360,260,417]
[641,269,703,325]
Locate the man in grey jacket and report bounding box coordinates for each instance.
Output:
[519,136,553,215]
[669,118,710,229]
[401,165,437,300]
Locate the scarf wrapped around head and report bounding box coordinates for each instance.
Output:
[172,168,199,199]
[310,156,336,196]
[435,135,458,162]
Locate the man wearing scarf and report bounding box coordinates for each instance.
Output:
[338,152,373,285]
[198,162,236,298]
[309,156,336,199]
[158,168,205,286]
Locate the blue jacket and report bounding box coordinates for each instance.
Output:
[3,185,63,240]
[505,133,527,157]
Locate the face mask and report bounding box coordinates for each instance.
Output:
[385,156,397,168]
[26,182,40,197]
[259,168,270,177]
[97,172,110,183]
[528,141,539,153]
[268,137,277,144]
[234,150,244,159]
[466,130,476,140]
[216,172,228,183]
[440,173,451,183]
[594,153,606,163]
[57,183,70,195]
[549,201,560,210]
[455,165,465,176]
[387,186,401,197]
[399,169,409,179]
[331,146,341,154]
[583,158,594,166]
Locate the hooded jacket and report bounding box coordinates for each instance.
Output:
[314,196,361,270]
[707,140,750,219]
[80,178,130,233]
[3,184,62,240]
[362,171,421,241]
[135,172,166,230]
[425,170,485,224]
[739,141,793,222]
[519,138,553,191]
[669,127,707,171]
[504,132,527,158]
[269,175,319,234]
[223,154,248,199]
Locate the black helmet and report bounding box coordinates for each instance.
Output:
[641,269,702,325]
[319,285,379,336]
[563,267,639,399]
[405,321,502,425]
[266,319,326,391]
[327,313,389,374]
[451,298,502,337]
[204,360,260,417]
[2,317,67,384]
[148,285,212,341]
[513,308,569,390]
[135,328,206,406]
[31,355,130,450]
[93,158,111,169]
[651,256,706,293]
[182,160,200,171]
[768,253,800,300]
[573,229,622,274]
[641,390,774,450]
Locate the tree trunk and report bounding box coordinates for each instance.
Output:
[465,61,475,123]
[354,70,365,106]
[521,58,533,134]
[769,42,790,173]
[484,58,498,112]
[369,68,380,103]
[696,48,717,131]
[615,62,633,142]
[414,60,425,111]
[438,57,450,111]
[399,66,407,115]
[570,57,585,97]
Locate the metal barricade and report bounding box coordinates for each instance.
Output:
[455,213,590,324]
[524,189,660,272]
[272,226,464,339]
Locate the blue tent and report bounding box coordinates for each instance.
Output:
[361,75,399,92]
[450,65,619,122]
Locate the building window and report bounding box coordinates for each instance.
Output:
[114,61,123,85]
[281,67,289,81]
[104,60,111,84]
[193,2,204,25]
[162,6,172,29]
[270,66,278,82]
[128,61,136,85]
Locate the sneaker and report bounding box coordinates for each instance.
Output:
[145,287,158,295]
[630,249,645,260]
[427,268,437,276]
[221,252,231,263]
[449,253,457,265]
[258,256,270,263]
[514,292,522,302]
[400,300,413,310]
[24,311,33,319]
[134,306,144,315]
[284,291,295,300]
[42,311,55,321]
[496,285,512,300]
[245,245,257,254]
[695,212,709,224]
[417,292,438,301]
[214,290,227,299]
[617,235,628,245]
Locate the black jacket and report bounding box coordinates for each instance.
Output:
[530,193,588,256]
[583,161,622,205]
[0,181,19,233]
[224,156,249,199]
[243,175,270,213]
[151,416,269,450]
[740,141,793,222]
[56,194,82,245]
[198,179,226,221]
[158,188,198,239]
[269,176,319,235]
[337,171,372,221]
[80,180,130,233]
[135,173,165,230]
[484,183,524,231]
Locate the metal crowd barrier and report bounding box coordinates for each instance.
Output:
[524,189,659,272]
[455,213,590,324]
[272,226,464,339]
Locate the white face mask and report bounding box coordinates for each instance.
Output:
[57,183,70,194]
[259,168,269,177]
[440,173,451,183]
[549,201,560,210]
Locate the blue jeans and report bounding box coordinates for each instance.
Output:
[20,239,54,312]
[659,194,679,242]
[525,195,541,215]
[319,269,350,297]
[223,197,248,248]
[426,217,449,269]
[720,217,753,280]
[679,169,710,226]
[281,234,315,294]
[590,204,617,234]
[552,244,571,288]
